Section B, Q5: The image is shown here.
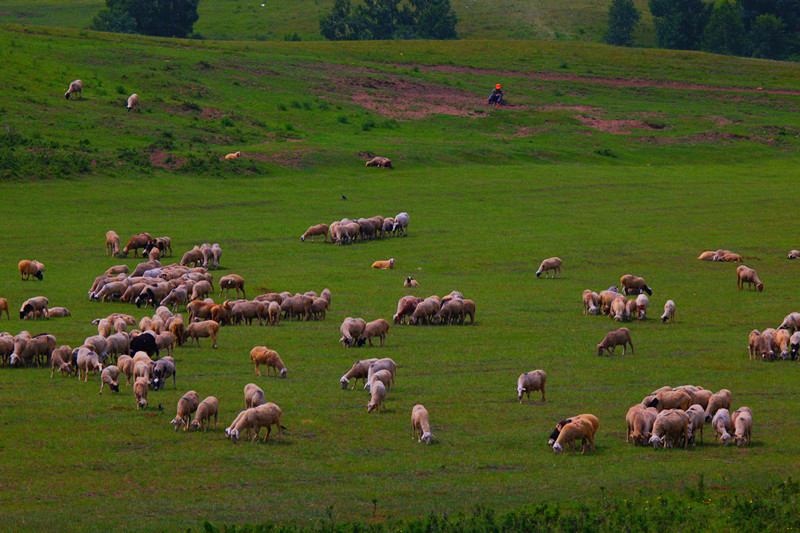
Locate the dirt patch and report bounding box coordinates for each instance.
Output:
[574,116,655,134]
[149,150,186,169]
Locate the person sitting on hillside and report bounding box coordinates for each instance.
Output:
[488,83,504,107]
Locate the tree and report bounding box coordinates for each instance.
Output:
[648,0,711,50]
[406,0,458,39]
[90,0,199,38]
[320,0,457,40]
[750,13,790,58]
[319,0,367,40]
[703,0,748,55]
[605,0,641,46]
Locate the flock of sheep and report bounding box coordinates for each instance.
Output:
[301,212,409,245]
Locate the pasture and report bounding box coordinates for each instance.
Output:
[1,24,800,532]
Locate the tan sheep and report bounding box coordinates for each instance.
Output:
[661,299,675,323]
[598,290,620,315]
[229,403,283,443]
[646,389,691,412]
[219,274,246,299]
[788,250,800,260]
[365,156,393,168]
[65,79,82,100]
[106,230,120,256]
[244,383,266,409]
[18,260,44,281]
[697,251,716,261]
[225,151,241,160]
[411,404,435,444]
[609,295,627,321]
[117,354,133,385]
[0,297,8,320]
[100,366,120,394]
[778,312,800,332]
[732,407,753,447]
[626,404,647,445]
[250,346,287,378]
[300,224,329,242]
[712,408,734,446]
[596,327,633,356]
[50,344,73,378]
[126,93,139,112]
[516,370,546,403]
[686,404,706,445]
[620,274,652,296]
[649,409,689,450]
[185,320,220,349]
[536,257,562,279]
[366,369,394,396]
[372,258,395,269]
[358,318,390,347]
[134,376,149,409]
[582,290,600,315]
[340,317,367,347]
[404,276,420,288]
[47,307,72,318]
[190,396,219,431]
[367,380,386,413]
[552,417,596,454]
[704,389,732,421]
[340,358,379,389]
[76,347,103,382]
[170,390,201,431]
[736,265,764,292]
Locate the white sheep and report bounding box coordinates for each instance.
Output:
[392,212,409,236]
[190,396,219,431]
[661,300,675,323]
[411,404,435,444]
[127,93,140,112]
[229,403,283,443]
[516,370,546,403]
[582,290,600,315]
[712,408,734,446]
[636,294,649,320]
[649,409,689,450]
[732,407,753,447]
[367,380,386,413]
[65,79,82,100]
[244,383,265,409]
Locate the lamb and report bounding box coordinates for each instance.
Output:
[364,358,397,391]
[219,274,246,299]
[244,383,266,409]
[732,407,753,447]
[712,408,734,446]
[100,366,120,394]
[596,327,633,356]
[190,396,219,431]
[152,356,176,390]
[516,370,546,403]
[789,250,800,259]
[736,265,764,292]
[366,369,394,395]
[687,388,713,410]
[367,380,386,413]
[76,347,103,382]
[229,403,283,443]
[358,319,390,347]
[18,260,44,281]
[121,233,152,257]
[582,290,600,315]
[170,391,201,431]
[393,296,422,324]
[225,151,241,160]
[134,377,149,409]
[411,404,435,444]
[775,328,792,359]
[620,274,652,296]
[552,417,596,454]
[300,224,329,242]
[404,276,420,288]
[536,257,562,279]
[340,317,367,347]
[778,312,800,332]
[646,389,691,412]
[184,320,220,349]
[649,409,690,450]
[372,258,395,269]
[250,346,287,378]
[685,404,706,445]
[365,156,393,168]
[392,212,409,236]
[661,299,675,323]
[609,295,627,321]
[126,93,140,112]
[65,79,82,99]
[50,344,73,377]
[117,354,133,385]
[704,389,732,421]
[340,358,379,389]
[9,331,31,366]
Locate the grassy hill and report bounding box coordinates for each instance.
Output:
[2,23,800,532]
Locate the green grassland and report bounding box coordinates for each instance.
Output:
[1,24,800,532]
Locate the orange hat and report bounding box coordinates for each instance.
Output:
[495,84,501,89]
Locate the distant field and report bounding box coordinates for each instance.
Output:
[1,24,800,532]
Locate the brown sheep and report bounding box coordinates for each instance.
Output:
[121,233,152,257]
[596,327,633,356]
[620,274,652,296]
[358,318,390,347]
[393,296,422,324]
[185,320,220,349]
[18,260,44,281]
[219,274,246,299]
[106,231,120,256]
[170,391,201,431]
[0,297,9,319]
[365,156,393,168]
[250,346,287,378]
[536,257,562,279]
[736,265,763,292]
[300,224,329,242]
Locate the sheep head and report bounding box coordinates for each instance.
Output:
[516,387,525,402]
[110,383,119,393]
[421,432,434,445]
[720,433,731,446]
[756,282,764,292]
[649,435,663,449]
[340,376,349,389]
[171,417,184,432]
[280,368,288,378]
[552,442,563,455]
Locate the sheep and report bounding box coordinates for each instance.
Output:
[117,354,134,385]
[778,312,800,332]
[704,389,732,422]
[180,247,204,267]
[100,366,120,394]
[626,405,654,446]
[736,265,764,292]
[229,403,283,443]
[582,290,600,315]
[712,408,734,446]
[598,290,620,315]
[649,409,690,450]
[190,396,219,431]
[159,285,189,312]
[432,298,464,326]
[170,391,201,431]
[392,212,409,236]
[8,331,31,366]
[365,156,393,168]
[366,369,394,396]
[185,320,219,349]
[393,296,422,324]
[403,276,420,288]
[775,328,792,359]
[340,358,379,389]
[231,301,267,326]
[372,258,395,269]
[516,370,546,403]
[719,252,743,262]
[134,377,149,409]
[685,404,706,445]
[219,274,246,299]
[367,380,386,413]
[18,260,44,281]
[661,299,675,323]
[225,151,241,160]
[461,299,476,325]
[244,383,266,409]
[646,389,691,412]
[152,356,176,391]
[411,404,435,444]
[93,281,128,303]
[408,298,439,326]
[609,295,627,321]
[250,346,287,378]
[188,280,211,302]
[65,79,82,100]
[300,224,329,242]
[789,250,800,259]
[790,331,800,360]
[596,327,633,356]
[553,417,596,454]
[50,345,73,378]
[105,230,120,256]
[687,388,713,410]
[129,330,159,357]
[732,407,753,447]
[310,297,329,321]
[121,233,152,257]
[547,414,600,448]
[364,358,397,391]
[536,257,562,279]
[697,251,717,261]
[105,332,131,362]
[76,347,103,382]
[266,301,281,326]
[0,332,15,366]
[631,294,648,321]
[340,317,367,347]
[133,360,152,384]
[620,274,652,296]
[126,93,140,112]
[357,319,390,347]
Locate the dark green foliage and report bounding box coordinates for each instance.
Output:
[605,0,641,46]
[648,0,711,50]
[703,0,748,55]
[90,0,199,38]
[750,13,791,58]
[320,0,457,41]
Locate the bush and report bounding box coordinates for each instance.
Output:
[605,0,641,47]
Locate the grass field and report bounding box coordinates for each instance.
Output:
[1,23,800,532]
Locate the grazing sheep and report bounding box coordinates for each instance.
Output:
[116,354,133,385]
[704,389,732,422]
[244,383,266,409]
[626,404,645,444]
[152,356,176,390]
[685,404,706,445]
[100,366,120,394]
[127,93,140,112]
[582,290,600,315]
[433,298,464,325]
[596,327,633,356]
[553,417,596,454]
[661,300,675,323]
[134,377,149,409]
[132,360,152,385]
[367,380,386,413]
[219,274,246,299]
[788,250,800,259]
[620,274,652,296]
[357,319,390,347]
[225,151,241,160]
[598,290,620,316]
[547,414,600,449]
[65,79,82,100]
[365,156,393,168]
[190,280,212,302]
[46,307,71,319]
[778,312,800,333]
[18,260,44,281]
[372,258,395,269]
[366,369,394,396]
[536,257,562,279]
[736,265,764,292]
[732,407,753,447]
[250,346,287,378]
[756,328,777,361]
[180,247,204,268]
[231,301,267,326]
[76,347,103,382]
[789,331,800,360]
[393,296,422,324]
[190,396,219,431]
[310,297,329,321]
[170,391,201,431]
[106,231,120,256]
[609,295,627,321]
[649,409,690,450]
[340,317,367,347]
[411,404,435,444]
[634,294,649,320]
[184,320,220,349]
[462,299,476,325]
[409,297,440,326]
[300,224,329,242]
[340,358,379,390]
[49,344,73,378]
[775,328,792,359]
[516,370,546,403]
[364,358,397,391]
[712,408,734,446]
[646,389,691,412]
[229,403,283,443]
[121,233,152,257]
[403,276,420,288]
[392,212,409,237]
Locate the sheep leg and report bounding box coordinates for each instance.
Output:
[540,386,546,402]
